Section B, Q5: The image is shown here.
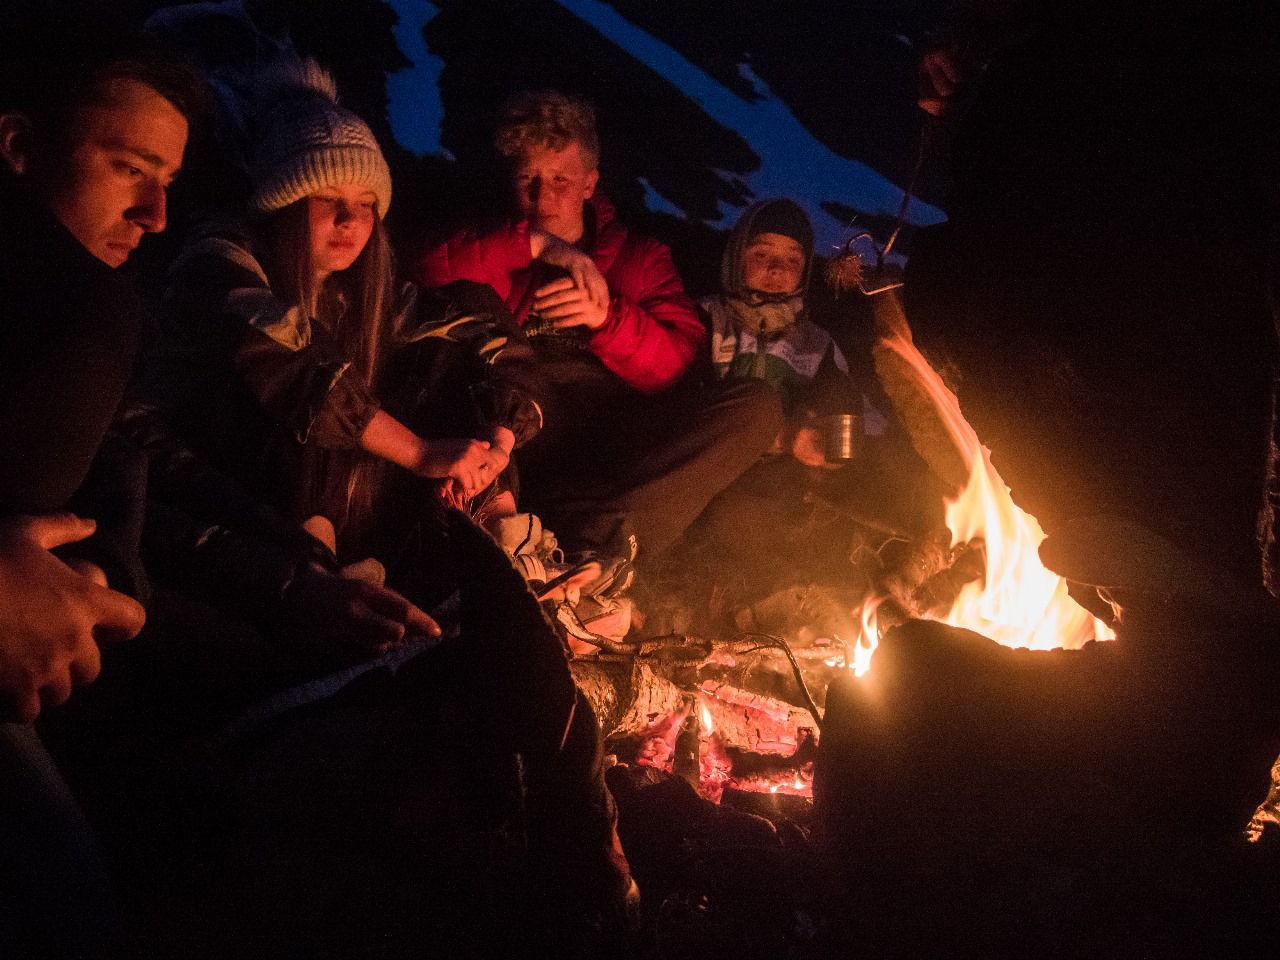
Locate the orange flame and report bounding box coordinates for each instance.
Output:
[854,333,1114,669]
[696,697,733,802]
[698,701,715,734]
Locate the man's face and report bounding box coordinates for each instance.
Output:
[510,140,598,244]
[42,79,187,267]
[742,232,806,295]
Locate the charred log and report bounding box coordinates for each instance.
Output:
[725,727,817,779]
[698,680,814,753]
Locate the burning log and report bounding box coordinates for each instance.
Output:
[572,632,827,740]
[698,680,813,754]
[573,634,832,803]
[725,727,817,780]
[874,531,984,619]
[871,334,968,491]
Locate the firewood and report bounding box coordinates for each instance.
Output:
[698,680,813,754]
[725,728,818,779]
[571,658,685,740]
[871,334,969,490]
[875,530,951,618]
[914,539,985,615]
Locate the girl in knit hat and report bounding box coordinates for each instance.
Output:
[145,60,547,572]
[133,55,639,936]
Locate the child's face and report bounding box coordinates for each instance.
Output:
[307,183,377,280]
[509,140,598,245]
[742,232,805,295]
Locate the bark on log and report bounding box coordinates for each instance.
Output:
[571,658,685,740]
[871,334,969,491]
[572,654,819,753]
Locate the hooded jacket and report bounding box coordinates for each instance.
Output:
[700,199,855,419]
[412,194,703,394]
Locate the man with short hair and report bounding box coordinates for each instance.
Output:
[0,31,199,956]
[0,39,197,719]
[415,90,783,570]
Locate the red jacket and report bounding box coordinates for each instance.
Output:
[412,195,704,393]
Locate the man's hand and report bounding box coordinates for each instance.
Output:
[533,276,609,331]
[489,425,516,457]
[0,513,146,723]
[277,567,441,664]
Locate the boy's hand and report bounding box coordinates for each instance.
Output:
[531,234,610,314]
[533,276,609,331]
[790,423,829,468]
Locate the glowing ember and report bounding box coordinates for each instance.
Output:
[735,765,813,797]
[854,333,1114,673]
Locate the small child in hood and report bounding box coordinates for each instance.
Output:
[679,199,906,598]
[700,198,878,467]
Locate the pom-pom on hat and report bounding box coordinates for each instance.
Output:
[246,59,392,215]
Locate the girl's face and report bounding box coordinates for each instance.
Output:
[307,183,377,280]
[742,232,806,295]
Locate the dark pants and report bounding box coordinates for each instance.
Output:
[518,352,785,558]
[0,723,118,960]
[42,510,621,957]
[688,435,945,596]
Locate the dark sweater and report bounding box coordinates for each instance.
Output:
[0,186,140,514]
[0,184,149,597]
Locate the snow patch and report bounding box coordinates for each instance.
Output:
[554,0,945,249]
[639,177,687,219]
[386,0,450,158]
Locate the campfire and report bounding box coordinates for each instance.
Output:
[579,308,1117,804]
[851,329,1114,673]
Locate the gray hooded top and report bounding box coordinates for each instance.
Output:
[701,199,853,418]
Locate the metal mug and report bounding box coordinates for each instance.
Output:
[823,412,862,462]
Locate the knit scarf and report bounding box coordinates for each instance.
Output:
[726,293,805,377]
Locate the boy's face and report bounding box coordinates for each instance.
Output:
[510,140,598,244]
[742,232,806,295]
[29,79,187,267]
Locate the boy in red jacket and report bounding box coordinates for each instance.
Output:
[415,90,782,570]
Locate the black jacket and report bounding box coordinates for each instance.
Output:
[0,183,148,596]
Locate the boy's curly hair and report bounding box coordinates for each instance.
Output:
[493,89,599,167]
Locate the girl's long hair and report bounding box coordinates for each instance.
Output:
[259,200,396,547]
